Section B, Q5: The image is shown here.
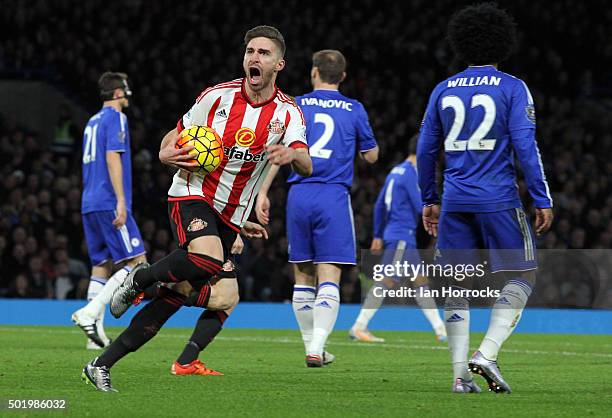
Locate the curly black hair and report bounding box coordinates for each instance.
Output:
[447,3,517,65]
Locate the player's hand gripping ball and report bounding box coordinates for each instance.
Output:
[175,126,223,175]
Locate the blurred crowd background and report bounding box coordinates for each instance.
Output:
[0,0,610,307]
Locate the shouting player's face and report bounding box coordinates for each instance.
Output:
[243,37,285,92]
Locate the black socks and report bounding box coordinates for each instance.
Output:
[133,249,222,291]
[94,287,186,368]
[176,310,229,365]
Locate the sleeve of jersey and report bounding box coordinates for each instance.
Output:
[372,187,387,239]
[282,107,308,150]
[106,113,127,153]
[509,81,553,208]
[416,89,443,205]
[176,89,214,133]
[355,103,378,152]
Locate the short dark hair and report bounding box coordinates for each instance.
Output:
[312,50,346,85]
[408,133,418,155]
[447,3,517,65]
[98,71,129,101]
[244,25,286,57]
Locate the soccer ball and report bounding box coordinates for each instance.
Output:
[176,125,223,175]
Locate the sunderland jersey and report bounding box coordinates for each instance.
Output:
[82,106,133,214]
[417,65,552,212]
[287,89,377,187]
[169,78,308,230]
[373,161,422,241]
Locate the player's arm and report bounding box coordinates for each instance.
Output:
[105,114,129,228]
[361,146,379,163]
[355,102,379,164]
[266,145,312,176]
[160,88,218,170]
[417,88,443,236]
[255,164,280,225]
[508,81,553,235]
[269,106,312,176]
[371,185,387,251]
[106,151,126,228]
[158,128,198,171]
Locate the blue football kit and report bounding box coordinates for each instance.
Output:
[373,160,423,275]
[81,106,144,265]
[417,65,552,272]
[287,89,377,264]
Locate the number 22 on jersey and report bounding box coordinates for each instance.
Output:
[442,94,496,152]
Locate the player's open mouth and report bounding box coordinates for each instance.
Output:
[249,67,262,85]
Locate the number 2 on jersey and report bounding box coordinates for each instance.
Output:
[442,94,496,151]
[83,124,98,164]
[310,113,334,159]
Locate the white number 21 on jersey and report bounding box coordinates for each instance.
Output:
[442,94,496,151]
[83,124,98,164]
[310,113,334,159]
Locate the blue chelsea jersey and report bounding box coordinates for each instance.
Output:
[288,89,377,187]
[373,161,422,241]
[81,106,133,214]
[417,66,552,212]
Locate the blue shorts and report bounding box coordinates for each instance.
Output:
[436,208,537,273]
[286,183,356,264]
[82,211,146,266]
[380,238,422,282]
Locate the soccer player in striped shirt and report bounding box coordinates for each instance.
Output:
[82,26,312,392]
[417,4,553,393]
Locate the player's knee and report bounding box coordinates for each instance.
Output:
[217,287,239,311]
[208,280,239,311]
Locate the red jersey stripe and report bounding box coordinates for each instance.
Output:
[221,101,277,220]
[207,96,222,127]
[201,91,245,202]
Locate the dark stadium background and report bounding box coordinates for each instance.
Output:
[0,0,610,306]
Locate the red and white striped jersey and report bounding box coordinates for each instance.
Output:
[168,78,307,231]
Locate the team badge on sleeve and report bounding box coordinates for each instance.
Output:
[525,105,536,124]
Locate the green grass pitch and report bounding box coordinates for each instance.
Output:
[1,326,611,417]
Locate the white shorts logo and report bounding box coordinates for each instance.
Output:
[131,238,140,247]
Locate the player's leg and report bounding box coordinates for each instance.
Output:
[72,212,114,347]
[172,267,239,376]
[351,239,416,342]
[350,277,393,342]
[74,211,147,346]
[83,284,188,391]
[110,201,225,318]
[307,262,342,366]
[412,273,446,341]
[306,185,354,365]
[83,202,229,390]
[437,211,481,392]
[469,208,537,393]
[92,254,147,347]
[292,262,317,355]
[286,184,318,356]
